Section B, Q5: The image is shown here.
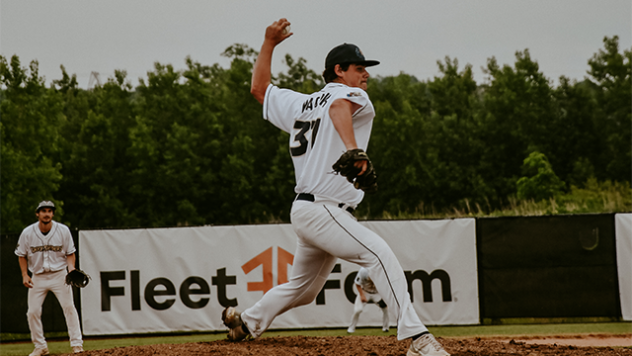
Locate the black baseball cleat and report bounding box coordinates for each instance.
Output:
[222,307,250,341]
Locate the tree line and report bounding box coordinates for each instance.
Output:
[1,36,630,233]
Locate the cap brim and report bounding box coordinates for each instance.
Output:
[361,60,380,67]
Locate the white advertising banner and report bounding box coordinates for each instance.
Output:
[79,219,478,335]
[615,213,632,321]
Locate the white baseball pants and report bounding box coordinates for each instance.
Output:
[241,199,428,340]
[348,293,390,333]
[27,269,83,349]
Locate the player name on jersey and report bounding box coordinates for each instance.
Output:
[301,93,332,113]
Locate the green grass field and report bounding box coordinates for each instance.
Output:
[1,322,630,356]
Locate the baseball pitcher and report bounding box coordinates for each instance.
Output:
[222,18,450,356]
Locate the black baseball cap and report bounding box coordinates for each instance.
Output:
[36,201,56,213]
[325,43,380,69]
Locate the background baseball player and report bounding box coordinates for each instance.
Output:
[222,18,449,356]
[15,201,84,355]
[348,267,390,333]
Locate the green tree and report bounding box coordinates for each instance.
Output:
[5,38,628,230]
[276,54,324,93]
[424,58,490,209]
[365,58,488,216]
[516,151,565,201]
[551,77,600,187]
[586,36,631,183]
[364,73,434,214]
[129,60,216,227]
[479,49,557,203]
[123,44,291,227]
[1,56,64,233]
[56,68,138,229]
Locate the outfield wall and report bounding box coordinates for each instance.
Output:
[78,219,478,335]
[1,213,630,335]
[478,214,623,320]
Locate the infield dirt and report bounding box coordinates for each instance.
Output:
[64,334,632,355]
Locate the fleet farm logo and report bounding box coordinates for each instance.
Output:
[99,246,452,312]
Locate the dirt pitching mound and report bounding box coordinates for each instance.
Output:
[69,335,632,355]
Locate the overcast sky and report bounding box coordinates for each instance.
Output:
[1,0,630,89]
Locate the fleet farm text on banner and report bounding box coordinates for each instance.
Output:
[79,219,478,335]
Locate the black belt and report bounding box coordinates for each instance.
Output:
[296,193,355,214]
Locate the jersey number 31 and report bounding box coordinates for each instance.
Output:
[290,118,321,157]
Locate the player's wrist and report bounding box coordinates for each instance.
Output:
[261,39,278,51]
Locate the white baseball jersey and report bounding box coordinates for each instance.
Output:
[355,267,379,294]
[15,221,76,274]
[263,82,375,208]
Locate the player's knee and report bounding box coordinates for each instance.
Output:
[60,303,77,314]
[290,289,321,308]
[293,296,314,308]
[26,307,42,319]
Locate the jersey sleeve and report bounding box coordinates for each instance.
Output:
[60,224,77,255]
[263,84,309,133]
[14,228,30,257]
[330,87,371,119]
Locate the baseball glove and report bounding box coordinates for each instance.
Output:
[332,148,378,193]
[65,269,91,288]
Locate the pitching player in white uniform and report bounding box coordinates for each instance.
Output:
[15,201,84,356]
[347,267,390,333]
[222,18,450,356]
